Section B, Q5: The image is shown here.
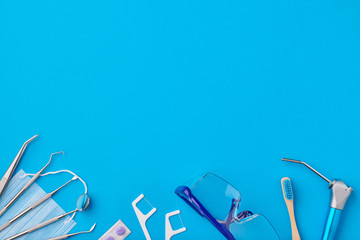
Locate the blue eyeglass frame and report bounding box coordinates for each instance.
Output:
[175,185,253,240]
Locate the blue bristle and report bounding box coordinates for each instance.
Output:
[283,179,293,200]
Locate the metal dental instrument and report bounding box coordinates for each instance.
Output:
[282,158,353,240]
[6,194,90,240]
[0,176,77,232]
[0,135,38,199]
[0,151,63,217]
[282,158,331,183]
[46,223,96,240]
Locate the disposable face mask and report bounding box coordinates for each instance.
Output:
[0,169,76,240]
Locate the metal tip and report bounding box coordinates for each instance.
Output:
[51,151,65,157]
[282,158,301,163]
[25,135,39,144]
[89,223,96,232]
[44,151,65,168]
[282,157,331,183]
[49,151,65,161]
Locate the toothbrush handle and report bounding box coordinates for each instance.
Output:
[322,208,342,240]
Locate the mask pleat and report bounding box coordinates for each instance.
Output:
[0,170,76,239]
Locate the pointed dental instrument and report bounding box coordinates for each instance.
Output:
[46,223,96,240]
[0,135,38,199]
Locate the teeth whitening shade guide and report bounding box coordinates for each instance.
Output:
[0,135,38,199]
[132,194,157,240]
[47,223,96,240]
[6,194,90,240]
[282,158,353,240]
[281,177,300,240]
[0,151,63,218]
[165,210,186,240]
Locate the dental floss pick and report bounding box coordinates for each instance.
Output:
[132,194,157,240]
[165,210,186,240]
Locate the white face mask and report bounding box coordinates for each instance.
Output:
[0,169,76,239]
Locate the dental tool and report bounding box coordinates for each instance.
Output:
[282,158,353,240]
[6,194,90,240]
[165,210,186,240]
[0,176,77,232]
[0,151,63,217]
[132,194,157,240]
[0,135,38,198]
[47,223,96,240]
[281,177,300,240]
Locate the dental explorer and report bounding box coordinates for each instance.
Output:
[6,194,90,240]
[282,158,353,240]
[0,135,38,198]
[0,176,77,232]
[0,151,63,217]
[46,223,96,240]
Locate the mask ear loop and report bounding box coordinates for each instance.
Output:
[20,170,88,223]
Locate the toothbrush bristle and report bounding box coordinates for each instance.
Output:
[283,179,293,200]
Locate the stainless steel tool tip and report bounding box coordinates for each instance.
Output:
[282,157,331,183]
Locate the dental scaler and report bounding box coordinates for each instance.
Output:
[282,158,353,240]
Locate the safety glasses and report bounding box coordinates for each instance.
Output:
[175,173,280,240]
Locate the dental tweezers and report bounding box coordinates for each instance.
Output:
[0,135,38,199]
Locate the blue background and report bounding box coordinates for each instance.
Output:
[0,0,359,239]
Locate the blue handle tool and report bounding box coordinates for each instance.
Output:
[282,159,353,240]
[323,208,342,240]
[322,180,352,240]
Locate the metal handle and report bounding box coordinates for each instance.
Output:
[6,216,58,240]
[0,172,40,218]
[47,236,68,240]
[6,210,75,240]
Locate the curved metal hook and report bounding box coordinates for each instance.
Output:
[41,151,64,171]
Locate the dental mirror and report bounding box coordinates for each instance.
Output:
[77,193,90,211]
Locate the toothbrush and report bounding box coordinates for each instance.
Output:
[281,177,301,240]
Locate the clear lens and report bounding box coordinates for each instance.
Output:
[190,173,241,222]
[229,214,280,240]
[184,173,279,240]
